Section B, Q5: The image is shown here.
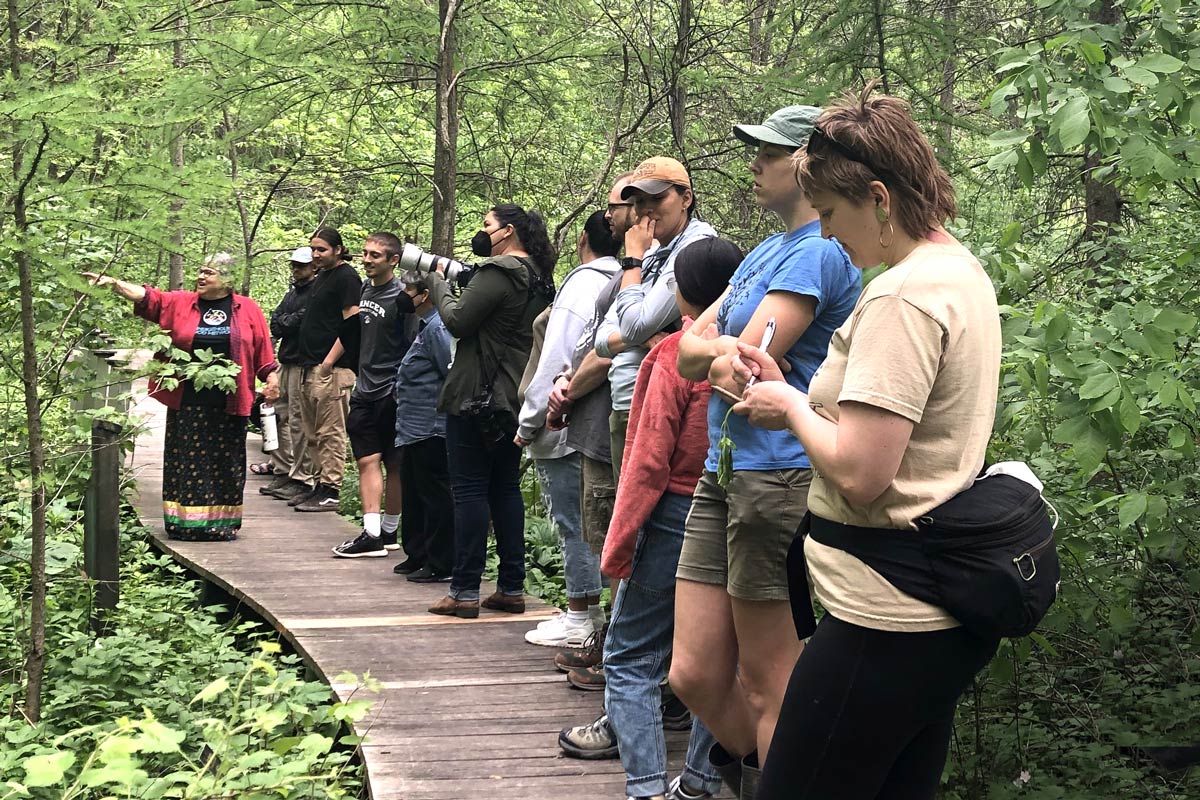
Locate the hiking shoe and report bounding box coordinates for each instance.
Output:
[481,591,525,614]
[666,775,712,800]
[392,556,423,575]
[554,623,606,673]
[332,531,388,558]
[285,484,319,506]
[380,529,401,551]
[558,713,618,760]
[259,475,291,495]
[407,565,452,583]
[294,484,340,512]
[525,613,594,648]
[428,595,479,619]
[566,663,606,691]
[661,691,693,731]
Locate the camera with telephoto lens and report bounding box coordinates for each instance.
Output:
[399,243,477,288]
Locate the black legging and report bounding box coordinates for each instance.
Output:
[759,614,998,800]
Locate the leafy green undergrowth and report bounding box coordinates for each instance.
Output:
[1,525,369,798]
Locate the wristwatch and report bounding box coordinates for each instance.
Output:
[620,257,643,271]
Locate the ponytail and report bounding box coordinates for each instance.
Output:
[491,203,557,280]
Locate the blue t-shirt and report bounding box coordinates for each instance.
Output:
[705,220,861,471]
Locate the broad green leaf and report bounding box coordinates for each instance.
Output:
[1118,394,1142,433]
[1000,222,1023,248]
[1072,424,1108,472]
[1078,372,1118,399]
[1123,65,1160,85]
[23,751,74,788]
[1102,75,1132,94]
[987,149,1019,171]
[1154,307,1196,332]
[1054,95,1091,150]
[1045,313,1070,345]
[1078,40,1105,65]
[1118,493,1148,528]
[1138,52,1185,73]
[190,676,230,704]
[988,129,1029,148]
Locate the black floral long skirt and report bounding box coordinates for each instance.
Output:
[162,406,248,541]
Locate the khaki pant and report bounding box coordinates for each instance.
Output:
[299,366,354,489]
[269,363,314,484]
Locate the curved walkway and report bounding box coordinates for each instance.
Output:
[128,386,712,799]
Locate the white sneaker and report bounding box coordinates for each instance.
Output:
[524,613,594,647]
[534,611,566,631]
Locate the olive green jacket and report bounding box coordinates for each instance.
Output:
[430,255,549,417]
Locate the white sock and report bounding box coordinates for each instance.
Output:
[381,513,400,533]
[589,604,606,627]
[363,513,381,537]
[566,609,591,626]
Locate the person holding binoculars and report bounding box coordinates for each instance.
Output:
[425,203,558,619]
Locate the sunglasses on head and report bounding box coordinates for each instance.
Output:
[807,124,905,191]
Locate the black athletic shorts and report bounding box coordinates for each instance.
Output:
[347,394,399,461]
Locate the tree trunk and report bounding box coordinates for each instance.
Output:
[8,0,48,724]
[431,0,460,257]
[1084,0,1120,239]
[748,0,774,67]
[224,111,255,296]
[936,0,958,161]
[872,0,889,93]
[167,17,186,289]
[669,0,692,153]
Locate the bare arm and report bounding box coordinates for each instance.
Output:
[83,273,146,303]
[567,349,614,401]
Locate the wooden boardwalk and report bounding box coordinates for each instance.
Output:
[127,388,718,800]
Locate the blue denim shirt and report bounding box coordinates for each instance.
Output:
[394,307,452,447]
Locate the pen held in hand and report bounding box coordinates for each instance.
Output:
[745,316,777,388]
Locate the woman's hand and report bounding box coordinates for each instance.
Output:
[82,272,114,288]
[733,381,805,431]
[624,215,655,260]
[731,340,787,390]
[262,372,281,403]
[81,272,146,302]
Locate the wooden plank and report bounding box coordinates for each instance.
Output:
[127,383,729,800]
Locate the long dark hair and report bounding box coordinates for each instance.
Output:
[313,227,352,263]
[491,203,557,279]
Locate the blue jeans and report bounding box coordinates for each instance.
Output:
[446,414,525,601]
[604,491,721,798]
[535,453,602,600]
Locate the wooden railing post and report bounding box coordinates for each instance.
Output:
[84,419,122,635]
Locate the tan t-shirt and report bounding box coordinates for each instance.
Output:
[804,237,1001,632]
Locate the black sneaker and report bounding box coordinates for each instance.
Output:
[380,529,400,551]
[295,485,340,512]
[259,475,291,495]
[285,484,319,506]
[661,691,693,731]
[332,531,388,558]
[407,565,452,583]
[392,556,423,575]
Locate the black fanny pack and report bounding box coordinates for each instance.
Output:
[789,467,1060,640]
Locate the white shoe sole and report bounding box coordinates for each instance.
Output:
[331,548,388,558]
[524,628,593,647]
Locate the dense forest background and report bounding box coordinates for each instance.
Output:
[1,0,1198,797]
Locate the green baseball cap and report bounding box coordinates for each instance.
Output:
[733,105,821,149]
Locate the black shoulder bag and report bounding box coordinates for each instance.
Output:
[789,463,1061,640]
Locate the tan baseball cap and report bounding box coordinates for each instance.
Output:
[621,156,692,199]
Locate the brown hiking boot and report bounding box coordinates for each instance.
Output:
[554,623,607,673]
[566,663,606,691]
[481,591,525,614]
[428,595,479,619]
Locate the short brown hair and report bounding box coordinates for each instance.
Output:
[796,79,955,240]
